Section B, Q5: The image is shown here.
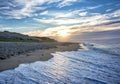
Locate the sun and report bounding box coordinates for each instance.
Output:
[58,30,69,37]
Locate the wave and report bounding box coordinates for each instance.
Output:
[80,43,120,56]
[0,43,120,84]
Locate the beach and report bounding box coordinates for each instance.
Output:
[0,42,79,71]
[0,43,120,83]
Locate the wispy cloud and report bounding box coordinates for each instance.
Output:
[106,9,112,12]
[0,6,10,10]
[0,25,14,31]
[87,5,103,10]
[39,10,82,18]
[25,9,120,37]
[23,20,120,37]
[6,0,48,19]
[34,18,80,25]
[0,0,106,19]
[34,9,120,26]
[40,11,49,15]
[79,12,87,16]
[0,0,80,19]
[58,0,78,8]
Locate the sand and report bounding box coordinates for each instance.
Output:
[0,43,79,72]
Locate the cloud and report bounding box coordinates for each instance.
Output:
[23,25,79,36]
[90,13,101,16]
[40,11,48,15]
[106,9,112,12]
[25,9,120,37]
[34,18,80,25]
[33,9,120,26]
[111,9,120,17]
[39,5,105,19]
[87,5,103,10]
[39,10,83,18]
[7,0,48,19]
[79,12,87,16]
[1,0,61,19]
[0,6,10,10]
[0,25,14,31]
[23,30,42,36]
[0,0,104,20]
[58,0,78,8]
[23,20,120,38]
[0,0,79,19]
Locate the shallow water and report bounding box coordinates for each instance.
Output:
[0,43,120,84]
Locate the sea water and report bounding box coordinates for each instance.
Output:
[0,43,120,84]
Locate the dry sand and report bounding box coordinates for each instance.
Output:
[0,43,79,72]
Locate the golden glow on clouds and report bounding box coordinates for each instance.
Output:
[23,20,120,37]
[28,9,120,39]
[58,30,69,37]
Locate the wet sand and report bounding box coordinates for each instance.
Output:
[0,43,79,72]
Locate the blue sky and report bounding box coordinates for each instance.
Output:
[0,0,120,37]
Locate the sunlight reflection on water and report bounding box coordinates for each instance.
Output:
[50,53,68,78]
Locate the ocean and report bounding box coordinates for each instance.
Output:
[0,36,120,84]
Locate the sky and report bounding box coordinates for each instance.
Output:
[0,0,120,38]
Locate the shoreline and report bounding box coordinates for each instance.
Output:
[0,42,80,72]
